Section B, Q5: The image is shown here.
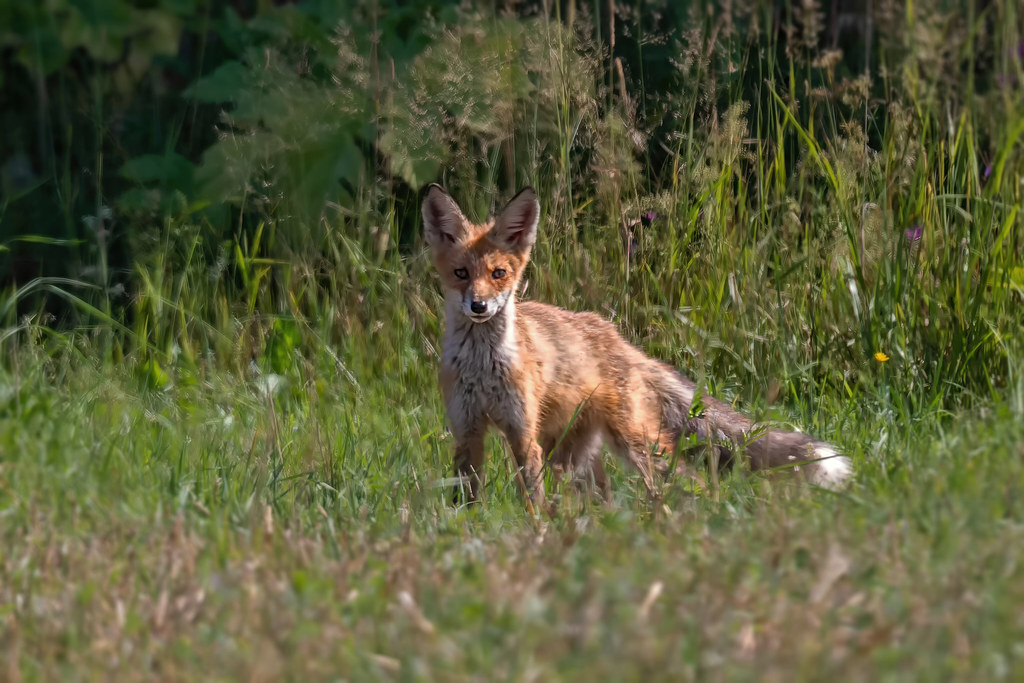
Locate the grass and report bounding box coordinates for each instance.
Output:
[2,340,1024,679]
[3,1,1024,679]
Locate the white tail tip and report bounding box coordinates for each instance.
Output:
[807,446,853,490]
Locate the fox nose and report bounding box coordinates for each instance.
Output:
[470,300,488,315]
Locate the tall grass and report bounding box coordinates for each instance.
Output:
[2,0,1023,678]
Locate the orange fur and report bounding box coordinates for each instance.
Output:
[422,184,852,508]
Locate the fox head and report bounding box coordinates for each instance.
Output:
[422,184,540,323]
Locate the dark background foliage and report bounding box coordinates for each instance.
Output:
[2,0,939,290]
[1,0,1021,402]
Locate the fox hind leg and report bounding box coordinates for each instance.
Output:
[553,429,612,503]
[580,454,611,502]
[568,433,612,503]
[607,430,659,497]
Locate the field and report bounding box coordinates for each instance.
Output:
[2,0,1024,679]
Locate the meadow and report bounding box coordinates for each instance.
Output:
[2,0,1024,678]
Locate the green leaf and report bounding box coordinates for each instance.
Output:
[141,358,171,390]
[2,235,83,247]
[688,388,706,419]
[265,317,300,375]
[121,153,194,189]
[378,125,444,191]
[184,60,249,103]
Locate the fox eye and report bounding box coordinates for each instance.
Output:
[492,268,507,279]
[453,268,469,280]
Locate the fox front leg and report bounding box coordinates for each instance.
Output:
[506,431,546,513]
[451,429,486,505]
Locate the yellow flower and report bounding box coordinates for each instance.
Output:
[874,352,890,362]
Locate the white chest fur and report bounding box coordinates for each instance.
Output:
[441,304,525,432]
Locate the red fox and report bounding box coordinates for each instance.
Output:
[422,184,852,507]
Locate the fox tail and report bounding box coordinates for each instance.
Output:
[655,369,853,490]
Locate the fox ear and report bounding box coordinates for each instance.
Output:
[492,187,540,250]
[422,184,468,248]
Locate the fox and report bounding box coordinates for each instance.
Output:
[422,183,852,508]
